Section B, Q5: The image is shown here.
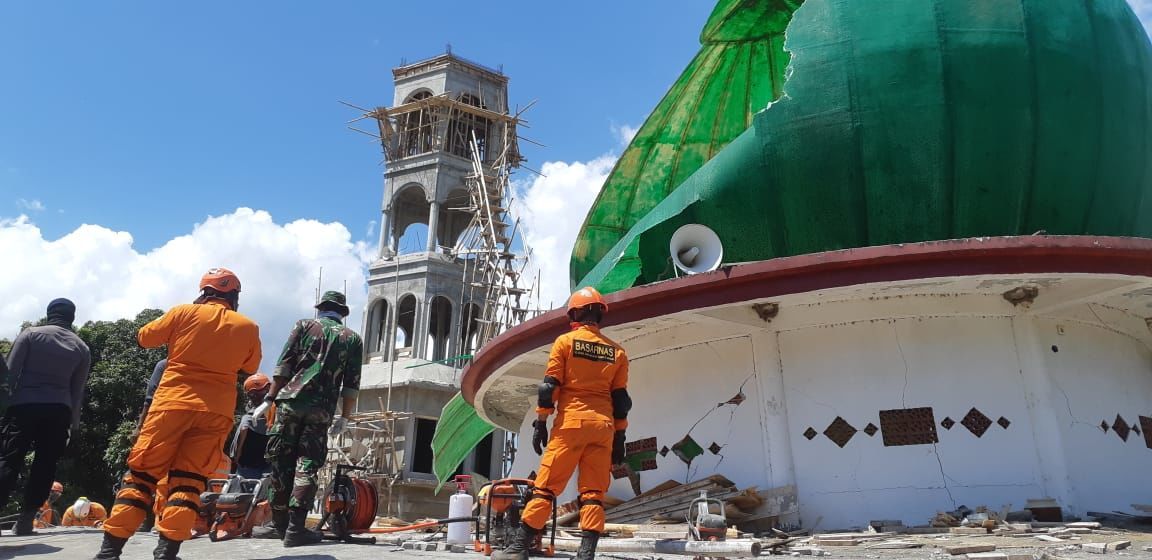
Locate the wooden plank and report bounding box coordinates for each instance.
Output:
[609,489,740,524]
[607,476,735,516]
[605,483,736,521]
[946,544,997,555]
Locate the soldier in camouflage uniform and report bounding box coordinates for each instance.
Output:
[250,290,362,548]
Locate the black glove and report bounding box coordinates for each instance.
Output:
[532,420,549,455]
[612,430,626,465]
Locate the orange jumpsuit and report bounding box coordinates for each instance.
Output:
[103,301,261,542]
[32,503,55,528]
[521,324,628,534]
[62,503,108,527]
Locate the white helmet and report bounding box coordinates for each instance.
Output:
[73,497,91,518]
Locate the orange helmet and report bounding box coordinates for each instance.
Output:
[243,374,271,392]
[200,267,241,293]
[567,287,607,314]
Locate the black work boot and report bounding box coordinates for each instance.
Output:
[152,533,182,560]
[93,533,129,560]
[282,508,323,548]
[575,530,600,560]
[251,508,288,539]
[491,523,541,560]
[13,509,37,535]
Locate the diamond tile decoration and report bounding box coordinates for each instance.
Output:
[878,407,938,446]
[1112,415,1131,442]
[1140,416,1152,450]
[1101,420,1110,432]
[961,407,993,438]
[863,423,878,436]
[997,417,1011,429]
[823,416,857,448]
[659,446,670,457]
[708,442,722,455]
[671,435,705,465]
[803,427,818,440]
[626,437,659,456]
[941,417,955,430]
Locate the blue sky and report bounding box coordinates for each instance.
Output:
[1,1,1149,365]
[0,1,712,250]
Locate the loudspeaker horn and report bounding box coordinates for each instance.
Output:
[669,223,724,274]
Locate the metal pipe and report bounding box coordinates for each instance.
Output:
[552,538,762,557]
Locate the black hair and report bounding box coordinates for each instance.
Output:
[569,305,604,324]
[197,287,240,311]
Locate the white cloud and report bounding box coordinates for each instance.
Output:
[0,208,372,373]
[610,123,640,149]
[1131,0,1152,35]
[514,154,617,311]
[16,198,45,212]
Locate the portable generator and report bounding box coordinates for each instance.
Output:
[474,478,556,557]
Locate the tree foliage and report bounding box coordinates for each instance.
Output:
[49,309,167,508]
[4,307,255,514]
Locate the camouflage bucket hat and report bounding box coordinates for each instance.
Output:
[316,290,350,314]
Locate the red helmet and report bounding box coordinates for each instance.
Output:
[567,287,607,314]
[200,267,241,293]
[243,374,271,392]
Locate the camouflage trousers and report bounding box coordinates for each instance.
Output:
[265,401,333,511]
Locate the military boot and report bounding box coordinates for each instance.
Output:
[491,523,541,560]
[92,533,129,560]
[152,533,182,560]
[250,508,288,539]
[13,509,37,535]
[282,507,323,548]
[575,530,600,560]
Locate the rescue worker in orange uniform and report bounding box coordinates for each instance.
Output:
[95,268,261,560]
[492,287,631,560]
[62,497,108,527]
[32,481,64,528]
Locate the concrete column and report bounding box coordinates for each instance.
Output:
[414,297,432,359]
[384,297,396,362]
[447,296,462,363]
[426,201,440,253]
[1011,317,1077,510]
[378,208,393,258]
[752,331,797,490]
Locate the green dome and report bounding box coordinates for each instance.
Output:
[577,0,1152,293]
[570,0,802,287]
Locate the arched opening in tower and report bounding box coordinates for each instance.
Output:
[426,296,453,361]
[441,188,472,254]
[367,298,391,357]
[395,294,417,358]
[393,184,432,254]
[446,93,490,160]
[459,302,482,355]
[398,90,436,158]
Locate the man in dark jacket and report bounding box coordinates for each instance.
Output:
[0,298,91,535]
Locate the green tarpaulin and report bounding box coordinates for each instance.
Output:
[569,0,802,289]
[431,392,495,492]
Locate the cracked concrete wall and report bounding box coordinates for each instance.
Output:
[502,304,1152,529]
[781,316,1047,529]
[1029,316,1152,514]
[507,335,778,508]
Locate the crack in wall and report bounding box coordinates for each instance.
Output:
[682,339,756,482]
[809,481,1040,496]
